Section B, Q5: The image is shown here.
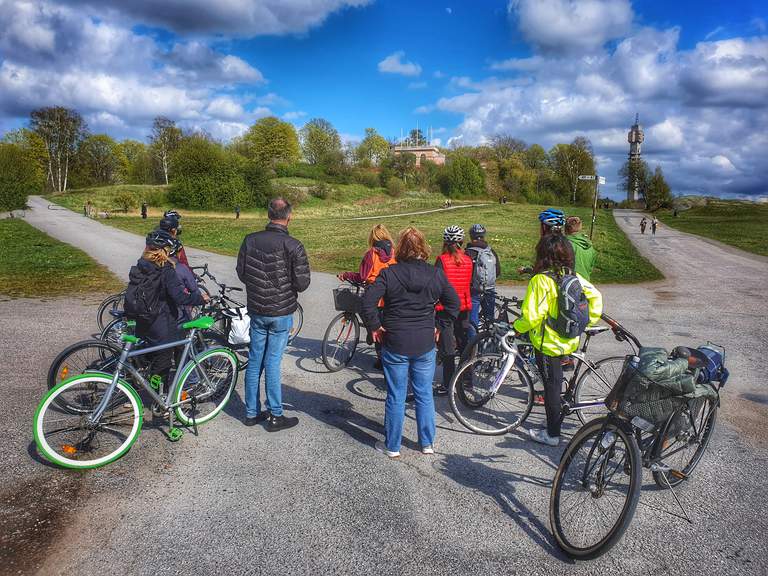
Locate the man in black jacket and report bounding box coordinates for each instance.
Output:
[236,197,311,431]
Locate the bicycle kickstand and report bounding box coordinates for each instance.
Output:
[652,463,693,524]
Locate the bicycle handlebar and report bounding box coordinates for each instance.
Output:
[601,313,642,350]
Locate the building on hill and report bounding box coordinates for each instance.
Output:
[627,114,644,202]
[392,144,446,167]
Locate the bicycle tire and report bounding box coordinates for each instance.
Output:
[289,302,303,344]
[34,373,143,469]
[550,417,642,559]
[100,317,129,348]
[652,395,718,488]
[448,353,534,435]
[174,348,238,426]
[201,327,249,372]
[96,292,125,331]
[572,356,626,424]
[47,339,123,413]
[322,312,360,372]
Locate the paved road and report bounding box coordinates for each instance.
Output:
[4,202,767,575]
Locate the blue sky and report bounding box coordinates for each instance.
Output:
[1,0,766,199]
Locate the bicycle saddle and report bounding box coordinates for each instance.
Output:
[584,326,610,336]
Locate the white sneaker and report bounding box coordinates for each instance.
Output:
[375,441,400,459]
[421,445,435,455]
[528,428,560,447]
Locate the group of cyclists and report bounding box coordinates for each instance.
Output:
[339,207,603,450]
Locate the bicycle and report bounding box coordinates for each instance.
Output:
[448,314,641,435]
[34,315,238,469]
[549,346,727,558]
[96,291,125,331]
[321,281,367,372]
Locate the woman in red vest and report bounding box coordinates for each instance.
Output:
[434,225,473,394]
[338,224,396,369]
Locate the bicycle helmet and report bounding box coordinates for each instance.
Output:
[469,224,486,239]
[146,230,176,251]
[538,208,565,229]
[160,209,182,232]
[443,225,465,244]
[168,237,183,256]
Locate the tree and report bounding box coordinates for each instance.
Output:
[240,116,300,167]
[355,128,390,167]
[548,137,595,205]
[407,128,427,146]
[491,134,526,161]
[299,118,342,166]
[77,134,126,186]
[30,106,87,193]
[388,152,417,181]
[444,156,484,197]
[150,117,182,185]
[645,165,672,210]
[119,140,154,184]
[0,143,44,215]
[619,158,650,203]
[2,128,47,187]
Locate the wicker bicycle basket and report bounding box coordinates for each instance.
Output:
[333,287,363,314]
[605,356,688,427]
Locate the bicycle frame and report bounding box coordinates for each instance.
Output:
[88,329,214,425]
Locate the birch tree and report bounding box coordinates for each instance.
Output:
[30,107,86,193]
[150,117,182,185]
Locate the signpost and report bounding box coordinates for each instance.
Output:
[579,174,604,239]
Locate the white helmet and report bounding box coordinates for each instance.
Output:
[443,225,464,243]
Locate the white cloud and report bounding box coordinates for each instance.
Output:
[63,0,372,37]
[256,92,290,106]
[206,96,246,120]
[705,26,725,40]
[508,0,633,54]
[282,110,307,120]
[378,51,422,76]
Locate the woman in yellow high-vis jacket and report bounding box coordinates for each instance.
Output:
[513,234,603,446]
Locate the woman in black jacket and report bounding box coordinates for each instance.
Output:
[362,227,460,458]
[128,231,208,390]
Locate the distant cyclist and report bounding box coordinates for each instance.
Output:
[517,208,565,276]
[564,216,596,281]
[465,223,501,338]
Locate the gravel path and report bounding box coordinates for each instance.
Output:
[5,202,767,576]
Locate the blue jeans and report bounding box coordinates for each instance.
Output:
[381,347,436,452]
[244,313,293,418]
[468,289,496,339]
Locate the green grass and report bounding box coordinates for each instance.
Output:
[46,184,169,214]
[658,201,768,256]
[101,203,661,284]
[0,219,123,297]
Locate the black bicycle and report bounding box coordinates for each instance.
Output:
[549,346,727,559]
[321,281,368,372]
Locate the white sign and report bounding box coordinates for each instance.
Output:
[578,175,595,181]
[598,176,606,185]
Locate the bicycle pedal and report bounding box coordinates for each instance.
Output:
[167,428,184,442]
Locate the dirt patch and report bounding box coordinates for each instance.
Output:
[0,472,84,576]
[654,290,678,301]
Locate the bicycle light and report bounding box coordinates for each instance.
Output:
[61,444,77,455]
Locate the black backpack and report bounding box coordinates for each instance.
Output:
[124,263,164,321]
[546,272,589,339]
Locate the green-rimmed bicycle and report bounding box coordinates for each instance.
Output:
[33,316,238,469]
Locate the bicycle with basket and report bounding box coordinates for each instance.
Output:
[322,280,370,372]
[549,343,728,559]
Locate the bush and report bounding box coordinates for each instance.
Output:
[274,162,326,181]
[310,182,332,199]
[0,143,43,214]
[386,177,405,197]
[444,156,484,197]
[272,183,308,205]
[113,190,138,212]
[352,169,380,189]
[141,188,168,206]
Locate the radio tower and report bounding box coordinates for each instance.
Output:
[627,113,644,202]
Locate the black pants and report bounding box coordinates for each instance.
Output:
[535,351,564,437]
[437,310,469,386]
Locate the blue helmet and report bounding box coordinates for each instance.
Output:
[538,208,565,229]
[470,224,486,239]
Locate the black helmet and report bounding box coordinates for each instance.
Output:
[470,224,486,239]
[160,209,181,232]
[146,229,175,251]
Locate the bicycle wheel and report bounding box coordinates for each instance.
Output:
[201,327,249,372]
[652,395,718,488]
[550,417,642,559]
[449,353,534,435]
[322,313,360,372]
[288,303,303,344]
[174,348,238,426]
[461,330,499,362]
[573,356,626,424]
[100,317,128,348]
[47,340,123,413]
[96,292,124,331]
[34,374,143,469]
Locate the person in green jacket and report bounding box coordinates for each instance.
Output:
[513,234,603,446]
[565,216,597,281]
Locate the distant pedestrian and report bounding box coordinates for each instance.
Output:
[141,202,148,219]
[83,204,87,217]
[651,217,658,236]
[640,217,647,235]
[565,216,596,281]
[362,227,459,458]
[235,205,240,220]
[86,200,93,218]
[673,208,678,217]
[236,197,311,432]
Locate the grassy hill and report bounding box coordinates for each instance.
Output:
[658,200,768,257]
